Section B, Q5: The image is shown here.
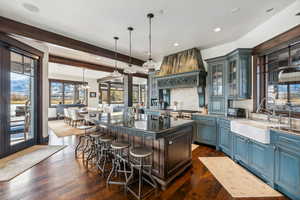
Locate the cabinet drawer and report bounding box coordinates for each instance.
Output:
[192,116,216,126]
[271,130,300,151]
[218,118,231,129]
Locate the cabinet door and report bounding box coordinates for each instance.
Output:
[275,146,300,199]
[219,127,232,156]
[195,122,217,146]
[210,97,225,114]
[248,141,274,182]
[234,135,248,164]
[210,62,225,97]
[239,55,251,99]
[228,56,238,98]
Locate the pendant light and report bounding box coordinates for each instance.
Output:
[143,13,157,71]
[124,27,137,74]
[80,68,90,89]
[111,36,122,78]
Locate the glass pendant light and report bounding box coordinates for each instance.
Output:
[124,27,137,74]
[111,36,123,78]
[143,13,157,71]
[80,68,90,89]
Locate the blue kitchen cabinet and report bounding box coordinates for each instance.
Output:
[233,134,249,165]
[271,130,300,200]
[232,133,275,186]
[192,115,217,146]
[217,119,233,157]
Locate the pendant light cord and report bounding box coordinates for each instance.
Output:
[114,37,119,71]
[129,27,132,66]
[149,15,152,61]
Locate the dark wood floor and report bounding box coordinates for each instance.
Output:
[0,131,288,200]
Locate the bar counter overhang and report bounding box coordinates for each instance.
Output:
[88,112,195,189]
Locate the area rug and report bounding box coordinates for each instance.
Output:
[199,157,282,198]
[0,145,66,181]
[48,120,84,137]
[192,144,199,151]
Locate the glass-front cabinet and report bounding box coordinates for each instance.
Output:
[227,49,252,100]
[207,49,252,114]
[207,58,226,114]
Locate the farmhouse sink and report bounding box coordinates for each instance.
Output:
[231,119,283,144]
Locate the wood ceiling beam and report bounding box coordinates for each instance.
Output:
[253,24,300,55]
[0,16,145,66]
[49,55,148,79]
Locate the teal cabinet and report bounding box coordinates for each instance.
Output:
[192,115,217,146]
[207,58,226,114]
[217,119,232,157]
[233,134,248,164]
[271,130,300,200]
[227,49,252,100]
[232,133,275,185]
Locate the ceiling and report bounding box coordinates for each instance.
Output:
[0,0,296,61]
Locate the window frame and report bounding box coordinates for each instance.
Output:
[49,79,88,107]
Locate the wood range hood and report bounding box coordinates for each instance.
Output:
[155,48,207,89]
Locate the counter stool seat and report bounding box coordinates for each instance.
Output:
[130,147,152,158]
[111,141,130,150]
[99,135,114,142]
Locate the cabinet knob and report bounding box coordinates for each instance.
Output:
[169,141,173,145]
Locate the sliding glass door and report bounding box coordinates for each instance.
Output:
[0,35,42,158]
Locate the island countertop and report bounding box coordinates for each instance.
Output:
[86,112,194,139]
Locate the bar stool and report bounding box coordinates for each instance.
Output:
[75,125,93,159]
[126,146,157,200]
[106,140,131,187]
[85,132,102,166]
[97,129,115,175]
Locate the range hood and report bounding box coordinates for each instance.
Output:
[278,65,300,82]
[156,48,206,89]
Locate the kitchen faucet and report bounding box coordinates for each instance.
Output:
[256,97,276,121]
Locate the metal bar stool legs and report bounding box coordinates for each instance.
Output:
[126,146,157,200]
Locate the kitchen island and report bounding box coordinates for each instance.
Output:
[88,112,195,189]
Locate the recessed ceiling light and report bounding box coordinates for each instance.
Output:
[96,57,101,60]
[22,3,39,13]
[231,8,240,13]
[266,8,274,13]
[296,12,300,16]
[214,27,222,32]
[173,42,179,47]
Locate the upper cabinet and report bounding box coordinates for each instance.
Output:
[206,49,252,114]
[227,49,252,100]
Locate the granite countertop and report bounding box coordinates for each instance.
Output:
[86,112,194,138]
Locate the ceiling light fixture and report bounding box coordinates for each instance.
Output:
[110,36,123,78]
[80,68,90,90]
[296,12,300,16]
[96,57,101,60]
[124,27,137,74]
[266,8,274,13]
[174,42,179,47]
[22,3,39,13]
[231,8,240,13]
[214,27,222,32]
[143,13,158,72]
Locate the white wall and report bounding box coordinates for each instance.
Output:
[170,87,200,110]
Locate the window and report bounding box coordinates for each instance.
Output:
[259,41,300,112]
[49,79,87,106]
[99,82,147,105]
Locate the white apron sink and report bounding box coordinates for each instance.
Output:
[230,119,282,144]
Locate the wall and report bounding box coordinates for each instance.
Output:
[170,87,200,110]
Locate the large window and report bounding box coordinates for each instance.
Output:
[259,41,300,112]
[49,79,87,106]
[99,82,147,105]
